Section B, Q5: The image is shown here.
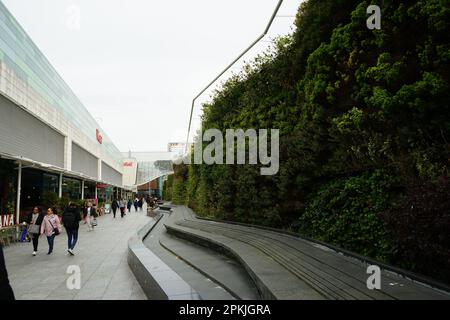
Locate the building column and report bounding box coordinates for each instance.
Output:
[64,136,72,171]
[98,158,102,181]
[59,173,63,198]
[15,161,22,224]
[81,180,85,200]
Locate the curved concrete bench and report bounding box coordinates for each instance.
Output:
[165,206,450,300]
[127,213,201,300]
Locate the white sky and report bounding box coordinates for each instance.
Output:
[3,0,301,152]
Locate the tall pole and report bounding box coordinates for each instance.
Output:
[81,180,85,200]
[15,161,22,224]
[185,0,284,153]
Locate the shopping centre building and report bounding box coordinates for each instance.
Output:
[122,151,175,198]
[0,2,132,225]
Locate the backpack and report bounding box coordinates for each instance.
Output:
[63,209,76,228]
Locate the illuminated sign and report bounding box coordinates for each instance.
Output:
[0,214,14,228]
[96,129,103,144]
[124,162,133,167]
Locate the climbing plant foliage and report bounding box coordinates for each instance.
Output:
[167,0,450,284]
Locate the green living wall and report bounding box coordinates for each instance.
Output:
[172,0,450,284]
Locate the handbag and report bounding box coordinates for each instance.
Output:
[29,224,40,234]
[91,218,98,227]
[48,218,60,236]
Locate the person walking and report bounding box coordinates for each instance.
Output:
[138,197,143,211]
[62,202,81,256]
[83,202,95,231]
[119,199,126,218]
[111,199,119,219]
[133,197,139,212]
[0,244,15,300]
[91,204,99,227]
[40,208,62,255]
[127,199,132,213]
[26,207,45,256]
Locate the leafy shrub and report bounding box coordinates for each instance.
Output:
[381,176,450,283]
[171,164,188,205]
[163,175,173,201]
[297,170,399,262]
[42,191,59,209]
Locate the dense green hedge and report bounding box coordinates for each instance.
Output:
[172,0,450,284]
[171,163,188,205]
[297,170,399,262]
[163,175,173,201]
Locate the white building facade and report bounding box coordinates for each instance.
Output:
[0,2,126,223]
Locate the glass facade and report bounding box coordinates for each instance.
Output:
[136,160,173,186]
[0,158,16,215]
[0,1,123,167]
[97,186,115,204]
[62,177,81,200]
[43,173,59,194]
[84,181,96,200]
[21,169,43,210]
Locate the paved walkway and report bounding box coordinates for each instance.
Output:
[3,205,150,300]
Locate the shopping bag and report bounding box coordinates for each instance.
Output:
[29,224,40,234]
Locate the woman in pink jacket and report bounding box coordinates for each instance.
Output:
[40,208,62,255]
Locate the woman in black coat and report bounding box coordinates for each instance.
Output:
[62,203,82,255]
[0,244,14,300]
[26,207,45,256]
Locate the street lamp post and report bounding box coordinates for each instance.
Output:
[185,0,284,153]
[15,161,22,224]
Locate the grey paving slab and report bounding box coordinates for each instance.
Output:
[3,205,149,300]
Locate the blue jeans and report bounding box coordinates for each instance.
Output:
[66,228,79,250]
[47,234,56,253]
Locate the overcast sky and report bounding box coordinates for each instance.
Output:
[3,0,301,152]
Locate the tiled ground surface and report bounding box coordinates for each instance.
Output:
[3,205,150,300]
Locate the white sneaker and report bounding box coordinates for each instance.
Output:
[32,251,36,256]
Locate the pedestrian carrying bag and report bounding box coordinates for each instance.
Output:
[48,219,60,236]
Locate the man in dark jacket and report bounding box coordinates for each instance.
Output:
[111,199,119,218]
[0,244,15,300]
[62,203,82,256]
[127,199,132,213]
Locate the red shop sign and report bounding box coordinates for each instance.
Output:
[96,129,103,144]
